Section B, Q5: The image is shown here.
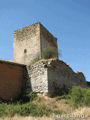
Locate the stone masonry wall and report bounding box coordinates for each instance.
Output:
[26,59,87,95]
[13,23,41,65]
[40,24,58,58]
[13,22,58,65]
[47,59,87,94]
[27,61,48,93]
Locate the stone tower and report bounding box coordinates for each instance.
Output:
[13,22,58,65]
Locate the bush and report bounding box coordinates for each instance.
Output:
[84,88,90,106]
[69,86,90,108]
[18,92,38,103]
[0,102,52,117]
[54,86,90,108]
[0,104,7,117]
[31,47,60,65]
[56,94,71,100]
[0,92,52,117]
[27,92,38,101]
[42,47,56,59]
[31,56,41,65]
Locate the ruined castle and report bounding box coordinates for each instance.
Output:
[0,22,87,100]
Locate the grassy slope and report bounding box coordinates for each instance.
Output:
[0,94,90,120]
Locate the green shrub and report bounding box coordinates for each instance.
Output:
[84,88,90,106]
[18,92,38,103]
[42,47,56,59]
[0,102,52,117]
[31,56,41,65]
[54,86,90,108]
[56,94,71,100]
[27,92,38,101]
[31,47,60,64]
[0,93,52,117]
[69,86,90,108]
[0,104,7,117]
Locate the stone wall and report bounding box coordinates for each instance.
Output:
[27,61,48,93]
[13,23,40,65]
[40,24,58,58]
[13,22,58,65]
[0,60,26,100]
[87,81,90,87]
[47,59,87,94]
[27,59,87,95]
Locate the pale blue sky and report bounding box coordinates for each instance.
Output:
[0,0,90,81]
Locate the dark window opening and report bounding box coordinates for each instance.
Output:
[24,49,27,53]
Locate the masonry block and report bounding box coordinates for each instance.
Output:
[13,22,58,65]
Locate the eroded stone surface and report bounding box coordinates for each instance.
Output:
[27,59,87,94]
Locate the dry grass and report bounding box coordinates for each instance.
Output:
[0,94,89,120]
[32,94,73,114]
[0,116,53,120]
